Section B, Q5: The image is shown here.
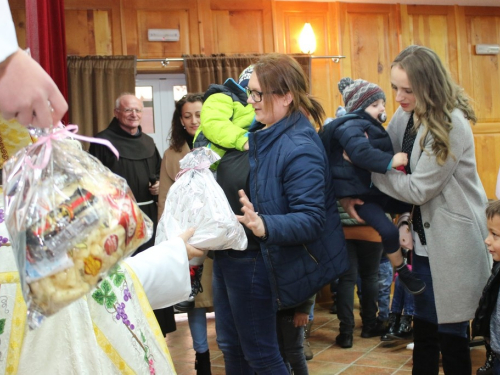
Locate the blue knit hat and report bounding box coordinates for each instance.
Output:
[238,65,254,88]
[338,77,385,113]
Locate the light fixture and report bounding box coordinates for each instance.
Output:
[298,23,316,54]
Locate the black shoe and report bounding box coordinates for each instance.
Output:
[173,299,195,313]
[361,319,387,338]
[195,350,212,375]
[397,264,426,295]
[389,315,413,340]
[335,333,353,348]
[381,313,401,341]
[477,346,496,375]
[329,302,337,314]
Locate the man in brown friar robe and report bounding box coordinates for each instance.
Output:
[89,93,177,335]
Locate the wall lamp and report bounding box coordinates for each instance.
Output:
[299,23,316,54]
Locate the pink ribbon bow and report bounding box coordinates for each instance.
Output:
[175,161,211,181]
[26,123,119,170]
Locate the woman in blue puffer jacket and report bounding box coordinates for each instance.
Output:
[213,53,348,375]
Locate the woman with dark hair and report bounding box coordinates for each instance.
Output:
[213,53,348,374]
[158,93,214,375]
[158,93,204,217]
[342,45,491,375]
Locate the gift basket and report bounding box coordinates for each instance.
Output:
[157,147,247,257]
[2,125,153,328]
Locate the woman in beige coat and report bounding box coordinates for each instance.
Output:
[342,45,491,375]
[158,93,214,375]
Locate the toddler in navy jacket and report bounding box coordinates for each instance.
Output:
[320,77,425,295]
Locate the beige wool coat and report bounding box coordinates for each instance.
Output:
[372,106,491,324]
[158,142,214,309]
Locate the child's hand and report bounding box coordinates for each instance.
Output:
[294,312,309,328]
[392,152,408,168]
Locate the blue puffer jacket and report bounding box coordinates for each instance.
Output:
[248,111,349,310]
[319,111,393,199]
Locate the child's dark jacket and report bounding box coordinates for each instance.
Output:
[319,111,393,199]
[472,261,500,339]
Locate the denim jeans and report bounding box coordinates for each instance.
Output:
[391,275,415,316]
[494,356,500,375]
[276,315,308,375]
[378,259,393,321]
[337,239,383,333]
[213,250,288,375]
[187,307,208,353]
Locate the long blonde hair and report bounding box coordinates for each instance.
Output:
[253,53,325,129]
[392,45,476,165]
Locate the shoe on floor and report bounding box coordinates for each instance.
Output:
[388,315,413,340]
[335,333,353,348]
[381,312,401,341]
[397,264,426,295]
[361,319,387,338]
[173,299,195,313]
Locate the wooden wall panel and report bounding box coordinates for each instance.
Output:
[207,0,274,54]
[465,13,500,125]
[212,10,266,53]
[123,0,200,58]
[136,10,191,58]
[65,10,113,55]
[475,134,500,199]
[339,4,400,118]
[64,0,123,55]
[274,2,341,119]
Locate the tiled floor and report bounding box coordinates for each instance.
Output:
[166,302,487,375]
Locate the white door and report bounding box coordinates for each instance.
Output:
[135,74,187,156]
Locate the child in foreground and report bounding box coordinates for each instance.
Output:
[320,77,425,295]
[473,199,500,374]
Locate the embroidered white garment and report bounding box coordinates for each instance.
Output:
[1,187,190,374]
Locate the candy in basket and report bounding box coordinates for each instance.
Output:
[2,125,153,328]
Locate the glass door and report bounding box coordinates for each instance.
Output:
[135,74,187,156]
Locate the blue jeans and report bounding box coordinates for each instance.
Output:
[391,275,415,316]
[494,356,500,375]
[308,301,315,321]
[337,240,383,333]
[276,314,308,375]
[188,307,208,353]
[213,250,288,375]
[356,198,401,254]
[378,259,393,321]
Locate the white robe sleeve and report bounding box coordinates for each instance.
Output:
[0,0,19,63]
[124,237,191,310]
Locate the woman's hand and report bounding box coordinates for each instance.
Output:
[339,197,365,223]
[236,189,266,238]
[178,227,205,260]
[293,312,309,328]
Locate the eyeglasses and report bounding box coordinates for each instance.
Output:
[119,108,143,114]
[246,87,265,103]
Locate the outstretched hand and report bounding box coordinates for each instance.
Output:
[178,228,205,260]
[0,49,68,128]
[236,189,266,238]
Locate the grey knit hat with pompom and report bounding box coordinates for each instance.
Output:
[338,77,385,113]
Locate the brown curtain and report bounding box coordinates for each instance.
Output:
[184,54,311,93]
[67,55,136,143]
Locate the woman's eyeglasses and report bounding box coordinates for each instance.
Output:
[246,87,265,103]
